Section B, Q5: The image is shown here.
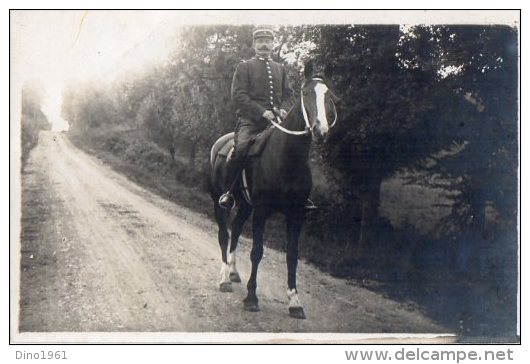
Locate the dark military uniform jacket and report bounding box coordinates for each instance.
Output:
[231,56,294,122]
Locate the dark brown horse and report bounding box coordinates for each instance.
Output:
[208,63,338,319]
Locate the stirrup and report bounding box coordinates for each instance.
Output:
[219,192,236,210]
[304,198,317,211]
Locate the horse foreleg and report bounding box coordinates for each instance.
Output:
[244,208,266,312]
[227,251,240,282]
[214,205,232,292]
[229,204,252,283]
[286,210,306,319]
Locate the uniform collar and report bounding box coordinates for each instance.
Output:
[256,56,272,62]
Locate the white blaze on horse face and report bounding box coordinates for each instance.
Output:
[314,83,330,133]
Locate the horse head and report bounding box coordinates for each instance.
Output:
[301,60,340,144]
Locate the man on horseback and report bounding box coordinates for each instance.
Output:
[218,26,316,210]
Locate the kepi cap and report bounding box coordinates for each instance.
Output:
[253,27,274,40]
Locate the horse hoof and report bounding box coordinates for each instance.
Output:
[243,299,260,312]
[289,307,306,319]
[229,272,241,283]
[219,282,233,292]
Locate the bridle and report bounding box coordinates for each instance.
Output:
[269,78,338,136]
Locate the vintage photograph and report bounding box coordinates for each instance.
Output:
[10,10,520,343]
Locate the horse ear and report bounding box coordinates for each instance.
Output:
[303,60,314,80]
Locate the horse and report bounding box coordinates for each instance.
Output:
[208,62,338,319]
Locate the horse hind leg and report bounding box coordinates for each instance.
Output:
[214,204,232,292]
[228,203,252,283]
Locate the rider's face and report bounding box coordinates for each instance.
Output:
[253,37,273,57]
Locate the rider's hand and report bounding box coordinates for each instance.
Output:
[280,109,288,119]
[262,110,275,120]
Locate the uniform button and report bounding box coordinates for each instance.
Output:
[268,75,272,79]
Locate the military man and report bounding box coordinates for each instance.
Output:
[218,27,316,210]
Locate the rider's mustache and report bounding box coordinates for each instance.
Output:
[257,45,272,51]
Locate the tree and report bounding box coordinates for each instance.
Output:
[21,80,50,164]
[293,24,517,259]
[303,25,445,255]
[62,81,118,133]
[430,26,518,236]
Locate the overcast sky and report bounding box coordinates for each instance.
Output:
[11,11,183,130]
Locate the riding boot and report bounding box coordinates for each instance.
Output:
[218,157,243,210]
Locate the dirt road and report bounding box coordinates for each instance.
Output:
[18,131,449,340]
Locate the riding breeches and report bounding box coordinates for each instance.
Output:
[233,117,268,161]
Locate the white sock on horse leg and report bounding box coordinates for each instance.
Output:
[287,288,302,308]
[219,263,231,284]
[228,251,237,272]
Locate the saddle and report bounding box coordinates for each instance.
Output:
[211,127,275,165]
